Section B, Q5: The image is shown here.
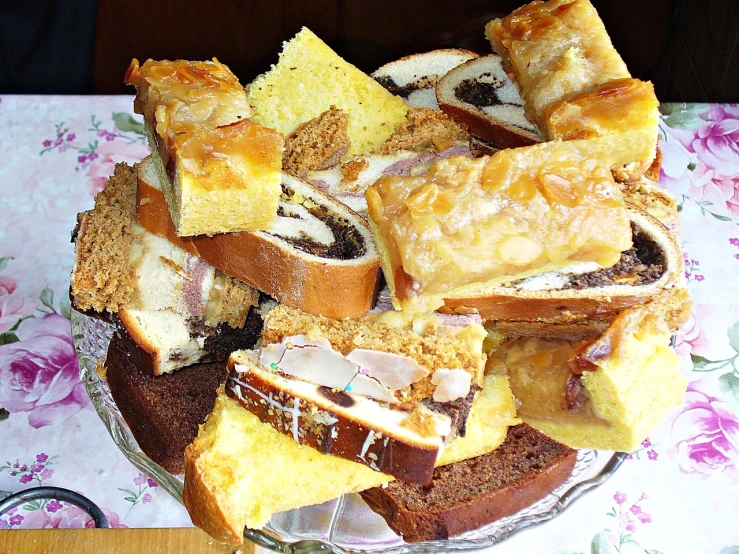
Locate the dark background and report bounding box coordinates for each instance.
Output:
[1,0,737,102]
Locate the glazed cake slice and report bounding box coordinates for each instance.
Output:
[485,0,630,131]
[487,306,687,451]
[367,141,687,330]
[125,58,284,236]
[485,0,659,182]
[359,424,577,542]
[183,372,519,544]
[225,304,488,483]
[137,156,382,319]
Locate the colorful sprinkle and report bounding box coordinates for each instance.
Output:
[270,362,278,370]
[346,384,353,392]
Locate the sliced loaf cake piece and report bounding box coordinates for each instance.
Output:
[372,49,479,110]
[436,54,541,148]
[359,423,577,542]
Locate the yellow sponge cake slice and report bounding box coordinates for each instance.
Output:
[487,306,687,451]
[246,27,409,157]
[126,58,284,237]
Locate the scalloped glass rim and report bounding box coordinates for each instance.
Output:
[71,308,627,553]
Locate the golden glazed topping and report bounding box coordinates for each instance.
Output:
[125,58,253,133]
[367,140,632,311]
[485,0,630,130]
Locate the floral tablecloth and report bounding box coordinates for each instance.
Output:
[0,96,737,554]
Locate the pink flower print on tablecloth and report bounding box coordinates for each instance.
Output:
[599,491,654,550]
[0,272,34,335]
[1,453,58,485]
[682,251,704,283]
[688,161,739,219]
[691,105,739,175]
[684,105,739,218]
[85,139,149,196]
[668,379,739,479]
[120,473,159,518]
[0,313,91,428]
[673,304,729,359]
[5,505,127,529]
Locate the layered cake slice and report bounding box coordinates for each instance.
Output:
[226,304,488,483]
[125,58,284,236]
[71,162,261,375]
[183,372,519,544]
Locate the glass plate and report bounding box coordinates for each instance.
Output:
[71,308,627,554]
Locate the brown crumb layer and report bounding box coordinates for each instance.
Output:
[373,108,470,154]
[71,163,137,313]
[283,106,350,176]
[359,424,577,542]
[261,305,483,401]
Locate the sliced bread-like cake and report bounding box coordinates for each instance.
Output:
[359,423,577,542]
[372,49,479,110]
[436,54,541,149]
[136,156,382,319]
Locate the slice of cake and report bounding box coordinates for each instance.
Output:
[486,306,687,451]
[485,0,630,131]
[125,58,284,236]
[436,54,542,148]
[72,162,261,375]
[246,27,408,157]
[372,49,480,110]
[136,156,382,319]
[367,139,633,314]
[183,371,519,545]
[485,0,659,182]
[545,78,660,183]
[225,304,488,483]
[104,333,229,474]
[359,423,577,542]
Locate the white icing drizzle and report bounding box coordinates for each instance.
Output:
[230,376,304,443]
[359,430,376,461]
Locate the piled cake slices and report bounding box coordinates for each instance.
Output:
[69,1,697,546]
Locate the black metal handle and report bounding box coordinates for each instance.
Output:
[0,486,109,528]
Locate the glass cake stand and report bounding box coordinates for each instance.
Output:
[71,308,627,554]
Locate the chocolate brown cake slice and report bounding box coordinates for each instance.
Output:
[359,424,577,542]
[104,305,262,474]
